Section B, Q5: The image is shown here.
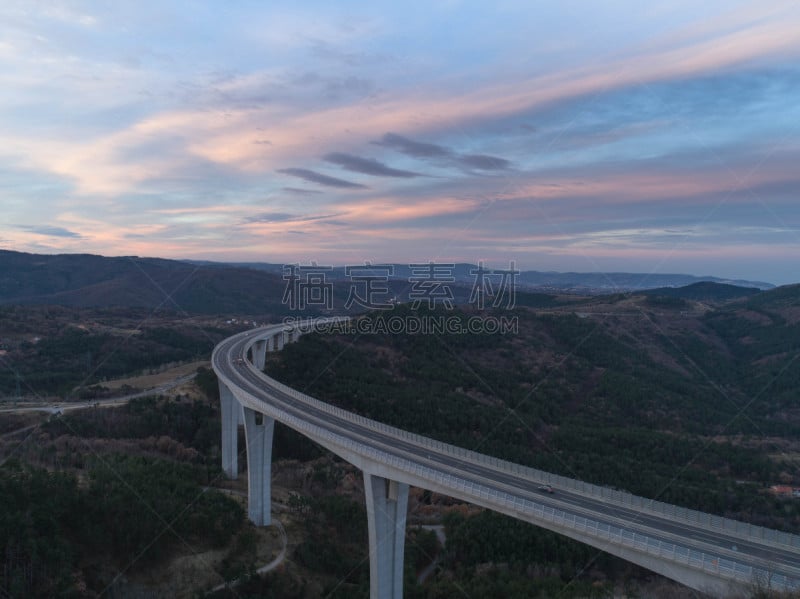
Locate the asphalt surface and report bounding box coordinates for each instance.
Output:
[213,326,800,584]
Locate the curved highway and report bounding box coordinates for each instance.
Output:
[213,323,800,595]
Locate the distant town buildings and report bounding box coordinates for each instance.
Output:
[223,319,260,327]
[769,485,800,498]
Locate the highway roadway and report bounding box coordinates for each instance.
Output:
[0,372,197,415]
[213,326,800,590]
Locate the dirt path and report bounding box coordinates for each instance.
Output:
[206,520,288,594]
[418,525,446,584]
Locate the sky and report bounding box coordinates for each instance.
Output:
[1,1,800,284]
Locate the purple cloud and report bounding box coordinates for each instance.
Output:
[277,168,367,189]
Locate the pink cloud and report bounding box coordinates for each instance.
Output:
[9,5,797,197]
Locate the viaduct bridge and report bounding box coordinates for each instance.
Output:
[211,320,800,598]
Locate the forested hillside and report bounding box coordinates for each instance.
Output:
[267,294,800,529]
[262,293,800,595]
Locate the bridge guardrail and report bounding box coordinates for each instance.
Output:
[231,378,799,593]
[364,415,800,552]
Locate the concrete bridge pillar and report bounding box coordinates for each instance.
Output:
[277,332,286,350]
[243,406,275,526]
[219,381,239,479]
[364,474,409,599]
[252,339,267,370]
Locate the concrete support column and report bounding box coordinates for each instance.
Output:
[277,332,285,351]
[243,406,275,526]
[364,474,409,599]
[252,339,267,370]
[219,381,239,479]
[291,329,301,342]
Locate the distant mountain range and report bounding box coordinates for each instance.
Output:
[0,250,778,313]
[188,259,775,291]
[515,270,773,291]
[0,250,288,315]
[641,281,762,302]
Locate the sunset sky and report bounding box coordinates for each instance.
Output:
[2,1,800,284]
